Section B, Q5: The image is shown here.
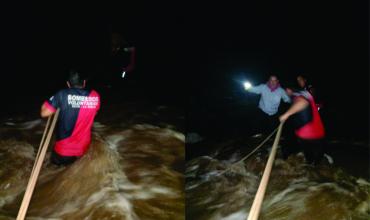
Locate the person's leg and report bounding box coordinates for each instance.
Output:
[311,139,324,165]
[277,115,295,159]
[298,139,314,164]
[300,139,324,165]
[262,111,277,135]
[51,150,79,166]
[254,109,268,135]
[267,114,277,134]
[281,140,295,160]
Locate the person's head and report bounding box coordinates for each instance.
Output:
[67,70,86,88]
[268,75,279,87]
[297,75,307,88]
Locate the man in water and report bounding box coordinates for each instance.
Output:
[40,70,101,166]
[279,88,325,165]
[246,75,291,134]
[109,33,136,84]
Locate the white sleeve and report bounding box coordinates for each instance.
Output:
[248,84,264,94]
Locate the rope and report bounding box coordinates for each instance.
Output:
[16,109,60,220]
[247,122,284,220]
[234,126,279,165]
[216,126,279,177]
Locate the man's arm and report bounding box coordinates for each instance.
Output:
[247,84,263,94]
[40,102,55,118]
[281,89,291,103]
[41,93,58,118]
[279,96,309,122]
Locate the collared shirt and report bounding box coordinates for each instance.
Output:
[249,84,291,115]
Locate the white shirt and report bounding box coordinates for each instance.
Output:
[249,84,291,115]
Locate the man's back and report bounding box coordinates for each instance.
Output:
[44,88,100,156]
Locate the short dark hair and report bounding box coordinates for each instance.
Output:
[297,74,308,80]
[68,70,84,87]
[269,74,278,79]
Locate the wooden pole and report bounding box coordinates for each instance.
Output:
[247,122,284,220]
[30,116,51,178]
[16,109,59,220]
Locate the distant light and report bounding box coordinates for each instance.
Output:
[122,71,126,78]
[244,81,252,90]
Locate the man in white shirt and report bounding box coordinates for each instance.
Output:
[246,75,291,134]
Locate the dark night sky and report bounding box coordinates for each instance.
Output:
[185,1,369,138]
[187,1,368,94]
[0,2,368,138]
[1,2,186,110]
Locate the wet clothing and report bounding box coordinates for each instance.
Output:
[255,108,279,134]
[44,88,100,159]
[304,84,314,95]
[290,91,325,139]
[51,149,79,166]
[283,91,326,164]
[282,138,324,165]
[249,84,291,116]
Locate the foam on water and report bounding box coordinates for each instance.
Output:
[0,119,184,219]
[218,210,249,220]
[0,140,35,209]
[18,119,43,130]
[3,119,43,130]
[186,148,370,220]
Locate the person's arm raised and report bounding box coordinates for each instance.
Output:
[248,84,263,94]
[279,96,309,122]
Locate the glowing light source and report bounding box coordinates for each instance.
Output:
[122,71,126,78]
[244,81,252,90]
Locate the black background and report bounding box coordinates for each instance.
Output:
[0,2,368,139]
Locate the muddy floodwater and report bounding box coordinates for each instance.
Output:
[0,102,184,220]
[186,135,370,220]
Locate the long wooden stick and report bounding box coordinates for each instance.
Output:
[30,116,51,178]
[16,109,60,220]
[247,122,284,220]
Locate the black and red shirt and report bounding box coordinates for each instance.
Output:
[291,91,325,140]
[44,88,100,156]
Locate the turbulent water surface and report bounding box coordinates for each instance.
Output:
[0,102,184,220]
[186,135,370,220]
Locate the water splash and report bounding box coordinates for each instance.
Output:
[186,141,370,220]
[0,114,184,219]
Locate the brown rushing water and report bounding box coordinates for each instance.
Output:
[186,135,370,220]
[0,103,184,220]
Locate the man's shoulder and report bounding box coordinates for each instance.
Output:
[294,90,311,100]
[90,89,100,94]
[53,88,69,97]
[89,89,100,97]
[56,88,100,98]
[307,84,314,89]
